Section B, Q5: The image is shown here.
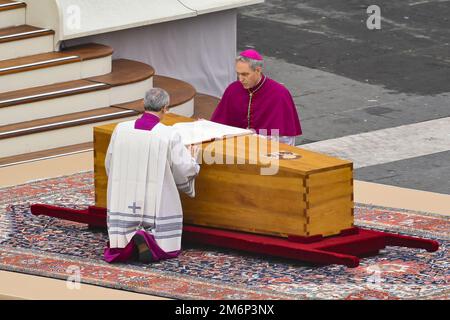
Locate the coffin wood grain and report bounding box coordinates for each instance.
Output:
[93,113,354,238]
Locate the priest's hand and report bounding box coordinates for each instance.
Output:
[187,144,201,162]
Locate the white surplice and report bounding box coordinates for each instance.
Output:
[105,120,200,252]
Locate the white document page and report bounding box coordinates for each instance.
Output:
[172,120,253,145]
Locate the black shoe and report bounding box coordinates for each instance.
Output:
[134,233,153,263]
[131,244,139,261]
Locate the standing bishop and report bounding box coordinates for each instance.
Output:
[104,88,200,263]
[211,49,302,145]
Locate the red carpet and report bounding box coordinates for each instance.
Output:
[0,172,448,299]
[30,204,439,268]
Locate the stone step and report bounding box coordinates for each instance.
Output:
[0,59,155,126]
[0,1,25,29]
[0,107,140,158]
[88,59,155,106]
[0,80,110,126]
[0,92,219,166]
[193,93,220,120]
[0,142,93,167]
[0,43,113,93]
[0,25,54,60]
[112,75,196,117]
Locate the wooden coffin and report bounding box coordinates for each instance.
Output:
[94,113,354,238]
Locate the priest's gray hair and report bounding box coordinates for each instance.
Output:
[236,55,264,71]
[144,88,170,112]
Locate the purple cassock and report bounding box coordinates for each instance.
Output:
[210,74,302,137]
[103,112,180,263]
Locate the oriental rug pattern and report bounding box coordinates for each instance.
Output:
[0,172,448,300]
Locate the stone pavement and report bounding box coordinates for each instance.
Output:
[300,117,450,169]
[237,0,450,195]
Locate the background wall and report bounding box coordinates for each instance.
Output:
[65,10,237,97]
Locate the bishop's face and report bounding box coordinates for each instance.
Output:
[236,61,262,89]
